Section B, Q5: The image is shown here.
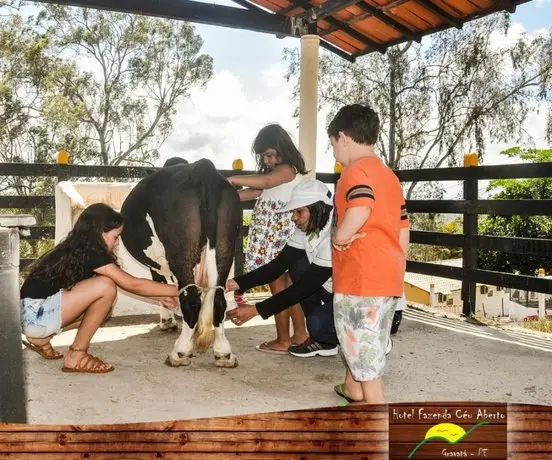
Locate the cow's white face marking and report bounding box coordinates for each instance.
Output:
[144,213,174,278]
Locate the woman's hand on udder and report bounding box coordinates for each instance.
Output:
[225,279,240,292]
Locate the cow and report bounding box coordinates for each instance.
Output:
[120,158,241,368]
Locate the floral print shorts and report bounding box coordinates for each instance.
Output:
[334,294,398,381]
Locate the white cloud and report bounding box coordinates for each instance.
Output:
[160,69,300,170]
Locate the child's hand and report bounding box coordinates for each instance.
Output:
[158,296,179,311]
[332,232,366,251]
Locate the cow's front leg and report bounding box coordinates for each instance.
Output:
[165,283,201,367]
[151,270,178,332]
[213,323,238,368]
[165,321,195,367]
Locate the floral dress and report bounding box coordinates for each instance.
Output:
[245,174,304,272]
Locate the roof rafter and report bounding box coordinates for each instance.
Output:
[494,0,517,13]
[291,0,386,53]
[32,0,296,36]
[231,0,356,61]
[299,0,364,21]
[354,2,420,42]
[415,0,463,29]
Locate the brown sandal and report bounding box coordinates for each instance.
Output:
[62,346,114,374]
[22,339,64,360]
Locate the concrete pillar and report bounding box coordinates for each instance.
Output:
[538,268,546,319]
[429,283,435,308]
[298,34,320,177]
[0,214,36,423]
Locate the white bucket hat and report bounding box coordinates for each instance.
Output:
[279,179,333,212]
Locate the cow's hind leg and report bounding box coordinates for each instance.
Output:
[213,289,238,368]
[165,274,202,368]
[212,192,241,368]
[151,270,178,332]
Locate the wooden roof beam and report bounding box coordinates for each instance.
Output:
[300,0,365,21]
[230,0,356,61]
[323,15,387,53]
[290,0,386,53]
[415,0,462,28]
[356,2,420,42]
[31,0,297,36]
[494,0,517,13]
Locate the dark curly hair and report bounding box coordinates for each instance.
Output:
[28,203,123,288]
[305,201,333,235]
[252,124,308,175]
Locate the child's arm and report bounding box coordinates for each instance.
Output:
[333,206,371,248]
[399,226,410,256]
[228,164,295,190]
[238,188,262,202]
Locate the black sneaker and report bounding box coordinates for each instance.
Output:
[288,338,338,358]
[391,310,402,335]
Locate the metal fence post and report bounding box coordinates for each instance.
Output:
[0,214,36,423]
[462,153,478,317]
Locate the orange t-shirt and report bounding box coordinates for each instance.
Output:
[332,156,409,297]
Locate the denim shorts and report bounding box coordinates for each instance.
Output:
[20,290,63,338]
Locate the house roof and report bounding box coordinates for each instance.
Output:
[244,0,534,60]
[405,258,463,295]
[32,0,535,62]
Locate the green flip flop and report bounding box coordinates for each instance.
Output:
[334,384,360,404]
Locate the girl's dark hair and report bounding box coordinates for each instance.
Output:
[29,203,123,288]
[305,201,333,235]
[252,124,308,174]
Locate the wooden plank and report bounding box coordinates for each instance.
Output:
[20,226,55,240]
[0,454,387,460]
[0,407,387,432]
[0,196,55,209]
[407,261,552,294]
[395,162,552,182]
[406,199,552,216]
[0,440,387,453]
[0,431,386,444]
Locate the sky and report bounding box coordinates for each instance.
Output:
[158,0,552,177]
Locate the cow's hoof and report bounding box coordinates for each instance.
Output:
[214,353,238,368]
[159,319,178,332]
[165,353,192,367]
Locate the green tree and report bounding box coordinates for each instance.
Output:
[478,147,552,275]
[37,5,213,166]
[285,14,552,198]
[408,214,463,262]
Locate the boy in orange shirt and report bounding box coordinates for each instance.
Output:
[328,104,410,404]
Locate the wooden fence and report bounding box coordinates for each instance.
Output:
[1,161,552,316]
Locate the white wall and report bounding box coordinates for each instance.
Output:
[55,181,161,316]
[429,285,540,320]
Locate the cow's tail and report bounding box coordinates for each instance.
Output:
[194,179,219,351]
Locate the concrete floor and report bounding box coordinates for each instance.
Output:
[23,307,552,425]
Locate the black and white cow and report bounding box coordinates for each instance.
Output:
[120,158,241,368]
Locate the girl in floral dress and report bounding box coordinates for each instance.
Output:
[228,124,309,353]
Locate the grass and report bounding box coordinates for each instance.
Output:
[523,317,552,333]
